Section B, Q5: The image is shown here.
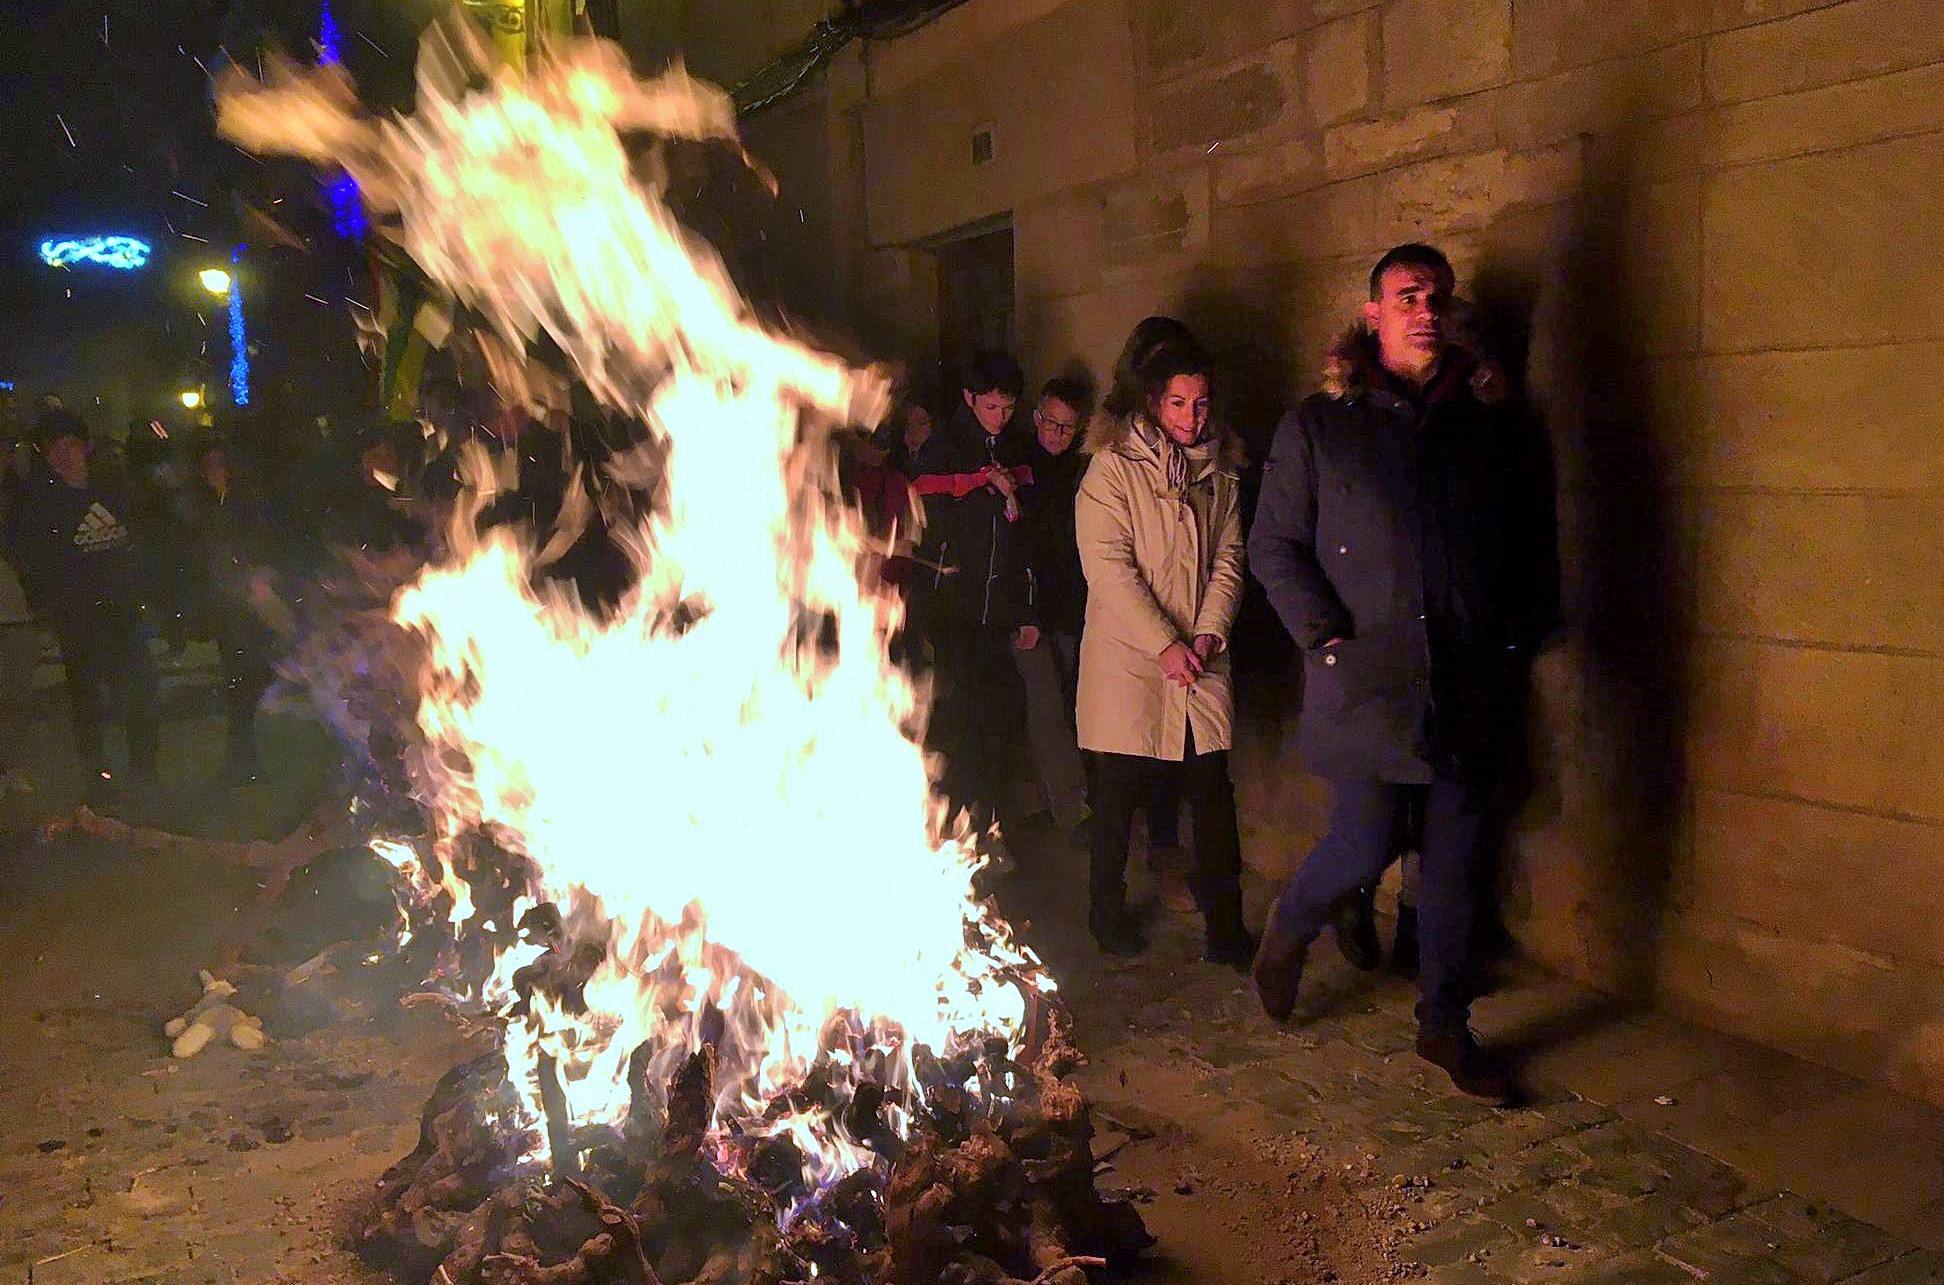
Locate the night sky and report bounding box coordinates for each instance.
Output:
[0,0,428,420]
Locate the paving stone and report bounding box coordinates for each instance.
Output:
[1839,1251,1944,1285]
[1457,1099,1619,1153]
[1574,1152,1683,1211]
[1557,1251,1703,1285]
[1397,1094,1504,1136]
[1548,1179,1671,1228]
[1385,1137,1497,1179]
[1746,1196,1850,1241]
[1586,1195,1709,1250]
[1193,1040,1277,1070]
[1476,1188,1583,1234]
[1879,1201,1944,1256]
[1407,1213,1523,1268]
[1424,1264,1515,1285]
[1338,1008,1421,1056]
[1406,1171,1506,1223]
[1774,1218,1912,1284]
[1497,1239,1615,1284]
[1655,1214,1797,1282]
[1472,1140,1595,1194]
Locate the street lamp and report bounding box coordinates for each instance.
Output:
[179,389,204,410]
[198,267,232,296]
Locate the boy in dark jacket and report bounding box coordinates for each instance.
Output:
[1015,377,1091,842]
[15,409,159,794]
[908,350,1039,868]
[182,436,284,783]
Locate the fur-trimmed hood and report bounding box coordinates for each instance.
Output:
[1079,410,1248,473]
[1320,324,1509,406]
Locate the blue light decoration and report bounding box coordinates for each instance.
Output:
[228,244,251,407]
[38,235,153,270]
[316,0,344,63]
[316,2,369,240]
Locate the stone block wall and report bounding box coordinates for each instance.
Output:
[637,0,1944,1105]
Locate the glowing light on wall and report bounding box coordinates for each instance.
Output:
[317,2,369,240]
[228,244,251,406]
[38,235,152,270]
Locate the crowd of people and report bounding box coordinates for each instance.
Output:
[0,239,1555,1102]
[0,383,504,801]
[882,242,1558,1104]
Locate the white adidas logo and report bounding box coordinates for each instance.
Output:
[73,502,129,552]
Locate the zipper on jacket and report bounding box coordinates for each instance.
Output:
[980,513,998,625]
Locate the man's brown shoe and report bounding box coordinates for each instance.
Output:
[1251,921,1309,1022]
[1415,1029,1518,1107]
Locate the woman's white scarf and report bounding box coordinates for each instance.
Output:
[1132,414,1217,495]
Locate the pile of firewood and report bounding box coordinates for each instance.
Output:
[356,1003,1150,1285]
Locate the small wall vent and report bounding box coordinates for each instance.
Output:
[971,122,996,167]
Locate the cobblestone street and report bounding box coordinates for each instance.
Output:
[1,649,1941,1283]
[1005,828,1944,1285]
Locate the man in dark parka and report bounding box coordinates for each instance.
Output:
[1248,243,1558,1103]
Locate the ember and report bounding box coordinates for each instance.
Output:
[356,1005,1147,1284]
[214,20,1147,1285]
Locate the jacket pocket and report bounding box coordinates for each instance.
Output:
[1302,624,1414,712]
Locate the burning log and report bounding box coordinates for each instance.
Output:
[359,1011,1149,1285]
[483,1179,663,1285]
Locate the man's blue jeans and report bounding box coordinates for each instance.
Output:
[1270,779,1484,1035]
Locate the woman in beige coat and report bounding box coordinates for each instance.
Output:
[1075,332,1252,964]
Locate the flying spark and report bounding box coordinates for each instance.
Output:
[56,115,76,147]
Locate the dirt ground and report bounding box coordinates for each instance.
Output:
[0,792,1424,1285]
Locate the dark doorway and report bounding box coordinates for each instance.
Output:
[934,220,1015,404]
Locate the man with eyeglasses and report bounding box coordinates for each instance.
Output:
[1015,378,1092,846]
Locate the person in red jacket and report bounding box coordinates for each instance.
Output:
[907,351,1038,872]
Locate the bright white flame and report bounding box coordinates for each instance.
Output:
[219,29,1049,1189]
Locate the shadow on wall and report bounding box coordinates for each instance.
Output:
[1500,126,1694,1006]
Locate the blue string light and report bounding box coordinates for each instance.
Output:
[326,172,368,239]
[317,0,343,64]
[228,244,251,407]
[38,235,153,270]
[317,1,368,240]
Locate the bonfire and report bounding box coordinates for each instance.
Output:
[215,20,1148,1285]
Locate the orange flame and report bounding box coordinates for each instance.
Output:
[219,28,1050,1190]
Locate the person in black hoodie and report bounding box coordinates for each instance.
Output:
[1015,376,1092,844]
[908,350,1038,869]
[15,409,159,796]
[181,436,284,783]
